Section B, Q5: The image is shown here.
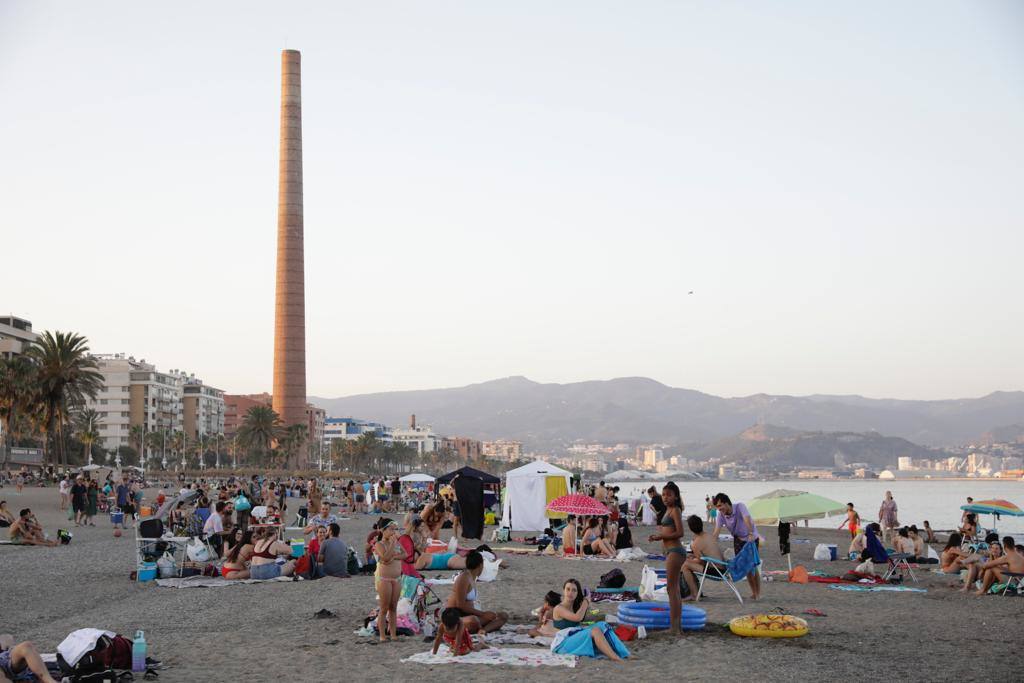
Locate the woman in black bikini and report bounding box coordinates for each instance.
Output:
[648,481,685,636]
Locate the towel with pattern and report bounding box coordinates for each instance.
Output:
[402,648,576,667]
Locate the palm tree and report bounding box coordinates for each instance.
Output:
[279,423,307,470]
[236,405,283,466]
[144,430,165,469]
[74,408,103,465]
[129,424,146,468]
[26,331,103,466]
[0,355,39,466]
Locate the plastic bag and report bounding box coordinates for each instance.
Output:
[813,543,832,561]
[186,538,210,562]
[639,564,658,600]
[447,536,458,553]
[157,551,177,578]
[479,558,502,582]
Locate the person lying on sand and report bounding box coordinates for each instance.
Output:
[9,509,57,547]
[447,551,507,634]
[682,514,724,601]
[0,635,59,683]
[976,537,1024,596]
[432,607,488,657]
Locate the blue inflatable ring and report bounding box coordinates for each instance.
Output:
[617,603,706,631]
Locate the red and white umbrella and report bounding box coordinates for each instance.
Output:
[547,493,609,517]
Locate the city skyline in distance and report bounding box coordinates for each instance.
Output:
[2,2,1023,401]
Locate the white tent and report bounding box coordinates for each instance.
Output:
[399,473,435,483]
[501,460,572,532]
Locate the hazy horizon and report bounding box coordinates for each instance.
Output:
[3,2,1023,401]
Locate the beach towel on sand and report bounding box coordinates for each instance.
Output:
[402,648,576,667]
[155,576,294,588]
[828,585,926,593]
[484,627,553,646]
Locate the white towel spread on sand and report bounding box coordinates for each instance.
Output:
[402,648,576,667]
[155,576,294,588]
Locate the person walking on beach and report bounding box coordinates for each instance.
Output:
[839,502,860,539]
[58,475,70,511]
[70,476,87,526]
[712,492,761,600]
[85,479,98,526]
[705,495,715,524]
[879,491,899,545]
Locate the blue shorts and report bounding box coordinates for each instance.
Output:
[250,562,283,580]
[0,650,36,682]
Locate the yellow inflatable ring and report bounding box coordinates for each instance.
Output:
[728,614,808,638]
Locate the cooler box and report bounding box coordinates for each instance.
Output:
[827,544,838,561]
[138,562,157,582]
[290,539,305,558]
[425,540,447,554]
[110,509,124,525]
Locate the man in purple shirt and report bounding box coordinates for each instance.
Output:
[711,493,761,600]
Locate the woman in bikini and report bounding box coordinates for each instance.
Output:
[582,517,615,558]
[249,527,295,580]
[649,481,685,636]
[446,551,507,634]
[420,501,446,541]
[222,529,254,579]
[373,519,403,642]
[545,578,627,662]
[941,532,967,574]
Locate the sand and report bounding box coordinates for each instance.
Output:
[0,484,1019,682]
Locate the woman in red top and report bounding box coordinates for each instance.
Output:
[398,516,425,578]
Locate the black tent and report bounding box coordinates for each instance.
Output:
[436,466,500,485]
[436,466,500,540]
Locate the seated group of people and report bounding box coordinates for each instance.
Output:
[560,514,633,558]
[941,531,1024,594]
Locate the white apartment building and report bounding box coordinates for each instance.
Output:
[642,448,663,469]
[182,378,226,441]
[0,316,38,360]
[392,415,439,455]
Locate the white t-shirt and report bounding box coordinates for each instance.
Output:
[60,480,70,494]
[203,512,224,536]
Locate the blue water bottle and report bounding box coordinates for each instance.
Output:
[132,630,147,673]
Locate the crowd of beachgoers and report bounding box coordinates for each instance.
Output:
[1,466,1022,681]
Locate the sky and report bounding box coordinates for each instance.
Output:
[2,1,1023,401]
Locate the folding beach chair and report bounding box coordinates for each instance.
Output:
[696,556,745,604]
[882,553,917,583]
[1001,572,1024,596]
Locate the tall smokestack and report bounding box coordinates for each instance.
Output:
[410,414,416,430]
[273,49,307,434]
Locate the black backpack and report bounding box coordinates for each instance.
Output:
[598,568,626,589]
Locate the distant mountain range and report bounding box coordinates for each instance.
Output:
[310,376,1024,450]
[694,424,943,468]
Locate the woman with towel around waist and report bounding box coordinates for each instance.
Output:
[547,578,628,662]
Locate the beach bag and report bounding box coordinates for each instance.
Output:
[347,547,362,575]
[496,527,510,543]
[813,544,832,561]
[599,568,626,589]
[58,529,73,545]
[59,633,134,679]
[294,552,317,580]
[234,494,251,512]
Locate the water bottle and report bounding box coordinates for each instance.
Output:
[132,630,147,673]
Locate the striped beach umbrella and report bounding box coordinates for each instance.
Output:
[960,499,1023,529]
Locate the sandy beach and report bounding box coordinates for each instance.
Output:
[1,484,1019,682]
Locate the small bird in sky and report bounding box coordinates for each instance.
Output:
[688,291,694,295]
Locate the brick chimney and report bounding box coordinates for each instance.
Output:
[410,414,416,430]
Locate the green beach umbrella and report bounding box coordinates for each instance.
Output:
[749,489,847,525]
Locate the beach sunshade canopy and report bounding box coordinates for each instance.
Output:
[960,499,1023,517]
[436,466,500,485]
[79,464,102,472]
[546,494,608,517]
[748,489,847,524]
[399,473,435,483]
[501,460,573,532]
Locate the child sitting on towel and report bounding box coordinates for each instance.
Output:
[432,608,487,657]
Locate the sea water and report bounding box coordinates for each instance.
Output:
[615,478,1024,535]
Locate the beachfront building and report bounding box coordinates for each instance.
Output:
[323,417,393,444]
[181,377,226,442]
[482,439,523,462]
[442,436,482,461]
[0,315,38,360]
[223,393,272,438]
[392,415,439,455]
